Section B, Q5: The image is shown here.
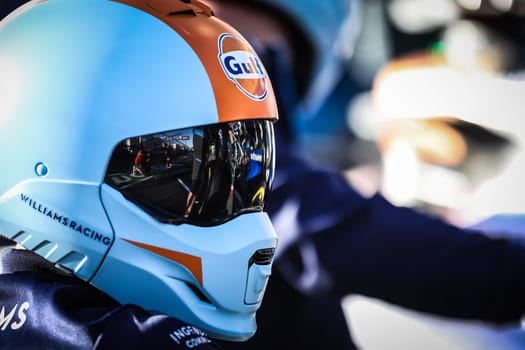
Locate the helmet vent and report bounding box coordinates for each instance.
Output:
[185,282,212,304]
[33,240,58,259]
[146,0,213,17]
[249,248,275,266]
[56,251,88,274]
[10,230,31,246]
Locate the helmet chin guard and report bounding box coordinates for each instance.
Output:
[0,0,278,341]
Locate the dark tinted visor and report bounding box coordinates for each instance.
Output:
[105,120,275,226]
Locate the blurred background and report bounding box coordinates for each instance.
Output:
[2,0,525,348]
[295,1,525,348]
[294,0,525,228]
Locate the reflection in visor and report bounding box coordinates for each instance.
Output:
[105,120,275,226]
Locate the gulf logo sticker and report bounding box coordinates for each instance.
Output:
[218,33,268,101]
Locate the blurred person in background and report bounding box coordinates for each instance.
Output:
[209,0,525,349]
[347,4,525,346]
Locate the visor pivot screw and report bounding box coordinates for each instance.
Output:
[35,162,48,177]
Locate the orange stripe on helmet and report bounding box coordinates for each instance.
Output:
[112,0,278,123]
[123,238,203,285]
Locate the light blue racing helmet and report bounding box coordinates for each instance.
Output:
[0,0,278,341]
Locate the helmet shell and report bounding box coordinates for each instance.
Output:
[0,0,277,340]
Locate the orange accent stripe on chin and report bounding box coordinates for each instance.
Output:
[123,238,203,285]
